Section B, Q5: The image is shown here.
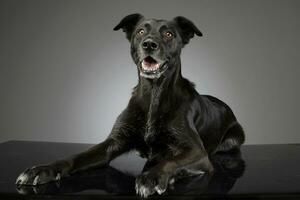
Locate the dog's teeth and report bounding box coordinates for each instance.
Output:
[141,61,161,73]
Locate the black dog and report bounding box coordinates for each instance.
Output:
[16,14,245,198]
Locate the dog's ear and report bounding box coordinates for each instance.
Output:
[113,13,144,41]
[173,16,202,46]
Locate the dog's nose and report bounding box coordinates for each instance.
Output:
[142,39,159,51]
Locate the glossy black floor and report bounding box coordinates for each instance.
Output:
[0,140,299,199]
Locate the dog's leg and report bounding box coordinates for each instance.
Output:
[214,122,245,153]
[16,139,122,186]
[16,109,139,186]
[136,123,213,197]
[135,143,213,197]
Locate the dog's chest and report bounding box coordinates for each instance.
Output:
[136,118,180,160]
[136,84,180,159]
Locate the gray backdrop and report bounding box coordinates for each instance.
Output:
[0,0,299,144]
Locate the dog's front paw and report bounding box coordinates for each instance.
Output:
[135,171,169,198]
[16,165,62,186]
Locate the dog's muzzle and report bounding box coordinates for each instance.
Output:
[139,56,168,79]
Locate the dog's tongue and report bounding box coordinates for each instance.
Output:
[142,57,159,70]
[143,60,159,68]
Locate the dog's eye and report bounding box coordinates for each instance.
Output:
[164,31,173,38]
[138,29,145,35]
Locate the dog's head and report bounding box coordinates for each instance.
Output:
[114,14,202,79]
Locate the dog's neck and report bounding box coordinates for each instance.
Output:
[132,57,190,146]
[135,57,185,145]
[136,57,183,107]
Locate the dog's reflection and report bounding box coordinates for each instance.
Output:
[16,149,245,196]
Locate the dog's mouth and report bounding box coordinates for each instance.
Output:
[141,56,160,71]
[139,56,168,79]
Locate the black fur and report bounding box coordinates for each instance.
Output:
[16,14,245,198]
